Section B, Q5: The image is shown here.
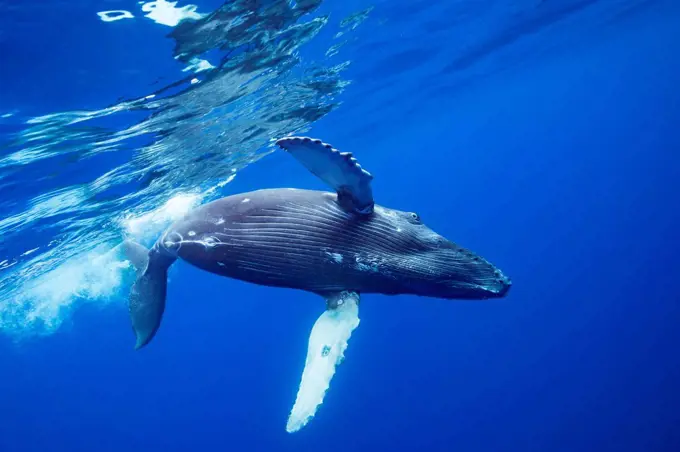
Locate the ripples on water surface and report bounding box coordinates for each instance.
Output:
[0,0,660,335]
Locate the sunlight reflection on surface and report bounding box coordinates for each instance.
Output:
[0,0,368,337]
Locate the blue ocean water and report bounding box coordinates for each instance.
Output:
[2,0,680,450]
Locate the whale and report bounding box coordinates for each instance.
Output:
[122,136,511,432]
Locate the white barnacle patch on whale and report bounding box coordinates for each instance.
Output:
[325,251,343,263]
[187,231,196,237]
[180,234,225,250]
[182,239,213,249]
[201,236,220,248]
[160,231,183,255]
[354,253,382,273]
[241,198,250,203]
[215,217,225,225]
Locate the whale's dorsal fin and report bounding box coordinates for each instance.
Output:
[276,136,374,214]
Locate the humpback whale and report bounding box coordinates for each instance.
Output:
[122,136,511,432]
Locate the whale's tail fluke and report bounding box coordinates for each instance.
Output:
[121,240,171,350]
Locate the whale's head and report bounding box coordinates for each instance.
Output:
[378,207,511,300]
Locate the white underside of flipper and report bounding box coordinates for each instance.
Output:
[286,291,360,433]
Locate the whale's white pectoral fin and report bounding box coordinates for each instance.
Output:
[275,136,374,214]
[286,291,361,433]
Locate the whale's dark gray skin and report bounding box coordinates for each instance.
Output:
[123,136,511,350]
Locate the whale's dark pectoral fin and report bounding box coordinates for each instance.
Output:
[276,136,374,215]
[122,240,169,350]
[129,269,167,350]
[287,291,360,433]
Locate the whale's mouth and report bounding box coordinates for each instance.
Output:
[463,276,512,299]
[442,258,512,300]
[401,245,512,300]
[493,277,512,297]
[438,278,511,299]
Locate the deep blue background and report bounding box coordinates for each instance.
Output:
[2,1,680,451]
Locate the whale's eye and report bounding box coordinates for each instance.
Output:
[408,212,421,223]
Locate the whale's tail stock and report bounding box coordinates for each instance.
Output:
[121,240,174,350]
